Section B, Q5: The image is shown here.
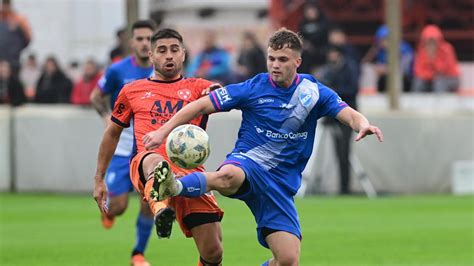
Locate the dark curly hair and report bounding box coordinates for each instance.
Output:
[268,28,303,54]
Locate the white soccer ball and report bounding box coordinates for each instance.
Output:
[165,124,210,169]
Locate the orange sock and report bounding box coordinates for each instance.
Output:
[144,179,168,215]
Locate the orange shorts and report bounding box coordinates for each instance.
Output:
[130,151,224,237]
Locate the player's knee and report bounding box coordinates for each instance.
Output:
[275,251,299,266]
[200,242,223,264]
[108,200,128,216]
[139,202,153,217]
[214,167,239,191]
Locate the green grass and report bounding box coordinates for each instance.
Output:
[1,193,473,265]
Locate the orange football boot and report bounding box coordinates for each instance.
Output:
[130,254,150,266]
[101,213,115,229]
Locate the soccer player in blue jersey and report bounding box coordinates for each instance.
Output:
[90,20,157,266]
[143,28,384,266]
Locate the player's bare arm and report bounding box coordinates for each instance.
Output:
[143,95,216,150]
[90,87,111,125]
[200,83,222,96]
[336,107,384,142]
[93,122,123,213]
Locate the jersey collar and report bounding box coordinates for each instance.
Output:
[147,75,183,83]
[268,74,301,89]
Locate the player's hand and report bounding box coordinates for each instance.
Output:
[355,125,384,142]
[201,83,222,96]
[143,130,166,150]
[93,178,108,214]
[175,171,186,178]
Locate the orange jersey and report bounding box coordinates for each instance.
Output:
[111,77,212,170]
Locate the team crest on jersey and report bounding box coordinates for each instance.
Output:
[178,89,191,100]
[298,90,312,107]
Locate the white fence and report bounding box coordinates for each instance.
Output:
[1,101,473,194]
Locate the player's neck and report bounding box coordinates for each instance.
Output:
[132,55,151,68]
[150,72,182,82]
[274,73,298,88]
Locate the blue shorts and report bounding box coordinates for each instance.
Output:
[222,154,301,248]
[105,155,133,197]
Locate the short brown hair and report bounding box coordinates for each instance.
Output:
[268,28,303,54]
[131,20,157,34]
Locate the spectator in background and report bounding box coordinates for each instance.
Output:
[66,60,82,83]
[34,56,72,103]
[298,1,331,73]
[109,27,128,63]
[363,25,413,93]
[186,30,231,84]
[70,59,101,106]
[0,0,32,78]
[328,26,360,77]
[20,53,40,100]
[317,45,359,195]
[412,25,460,93]
[234,31,266,82]
[0,59,26,106]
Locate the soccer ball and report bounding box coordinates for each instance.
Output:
[165,124,210,169]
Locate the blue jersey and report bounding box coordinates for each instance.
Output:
[98,56,153,156]
[98,56,154,107]
[209,73,347,193]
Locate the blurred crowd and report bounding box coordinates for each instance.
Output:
[0,0,463,107]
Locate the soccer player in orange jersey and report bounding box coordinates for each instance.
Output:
[93,29,223,266]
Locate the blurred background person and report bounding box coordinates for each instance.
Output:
[89,20,157,266]
[0,59,26,106]
[328,26,360,78]
[0,0,32,78]
[109,27,128,63]
[70,59,101,106]
[298,1,331,73]
[317,45,359,195]
[234,31,266,82]
[363,25,413,93]
[412,25,460,93]
[186,30,231,84]
[33,56,72,103]
[19,53,40,100]
[66,60,82,84]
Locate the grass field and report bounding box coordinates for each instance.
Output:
[0,193,473,266]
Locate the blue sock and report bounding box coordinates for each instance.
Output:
[132,213,153,254]
[261,260,270,266]
[178,172,207,197]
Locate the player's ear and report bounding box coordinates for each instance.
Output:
[295,56,302,68]
[182,47,186,62]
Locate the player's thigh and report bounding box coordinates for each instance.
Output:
[141,152,166,177]
[190,222,223,257]
[266,231,300,266]
[106,155,133,198]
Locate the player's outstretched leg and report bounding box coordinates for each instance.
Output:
[150,160,178,201]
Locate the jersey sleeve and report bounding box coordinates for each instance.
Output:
[208,80,251,111]
[193,79,213,99]
[98,66,118,95]
[110,87,132,128]
[316,82,349,118]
